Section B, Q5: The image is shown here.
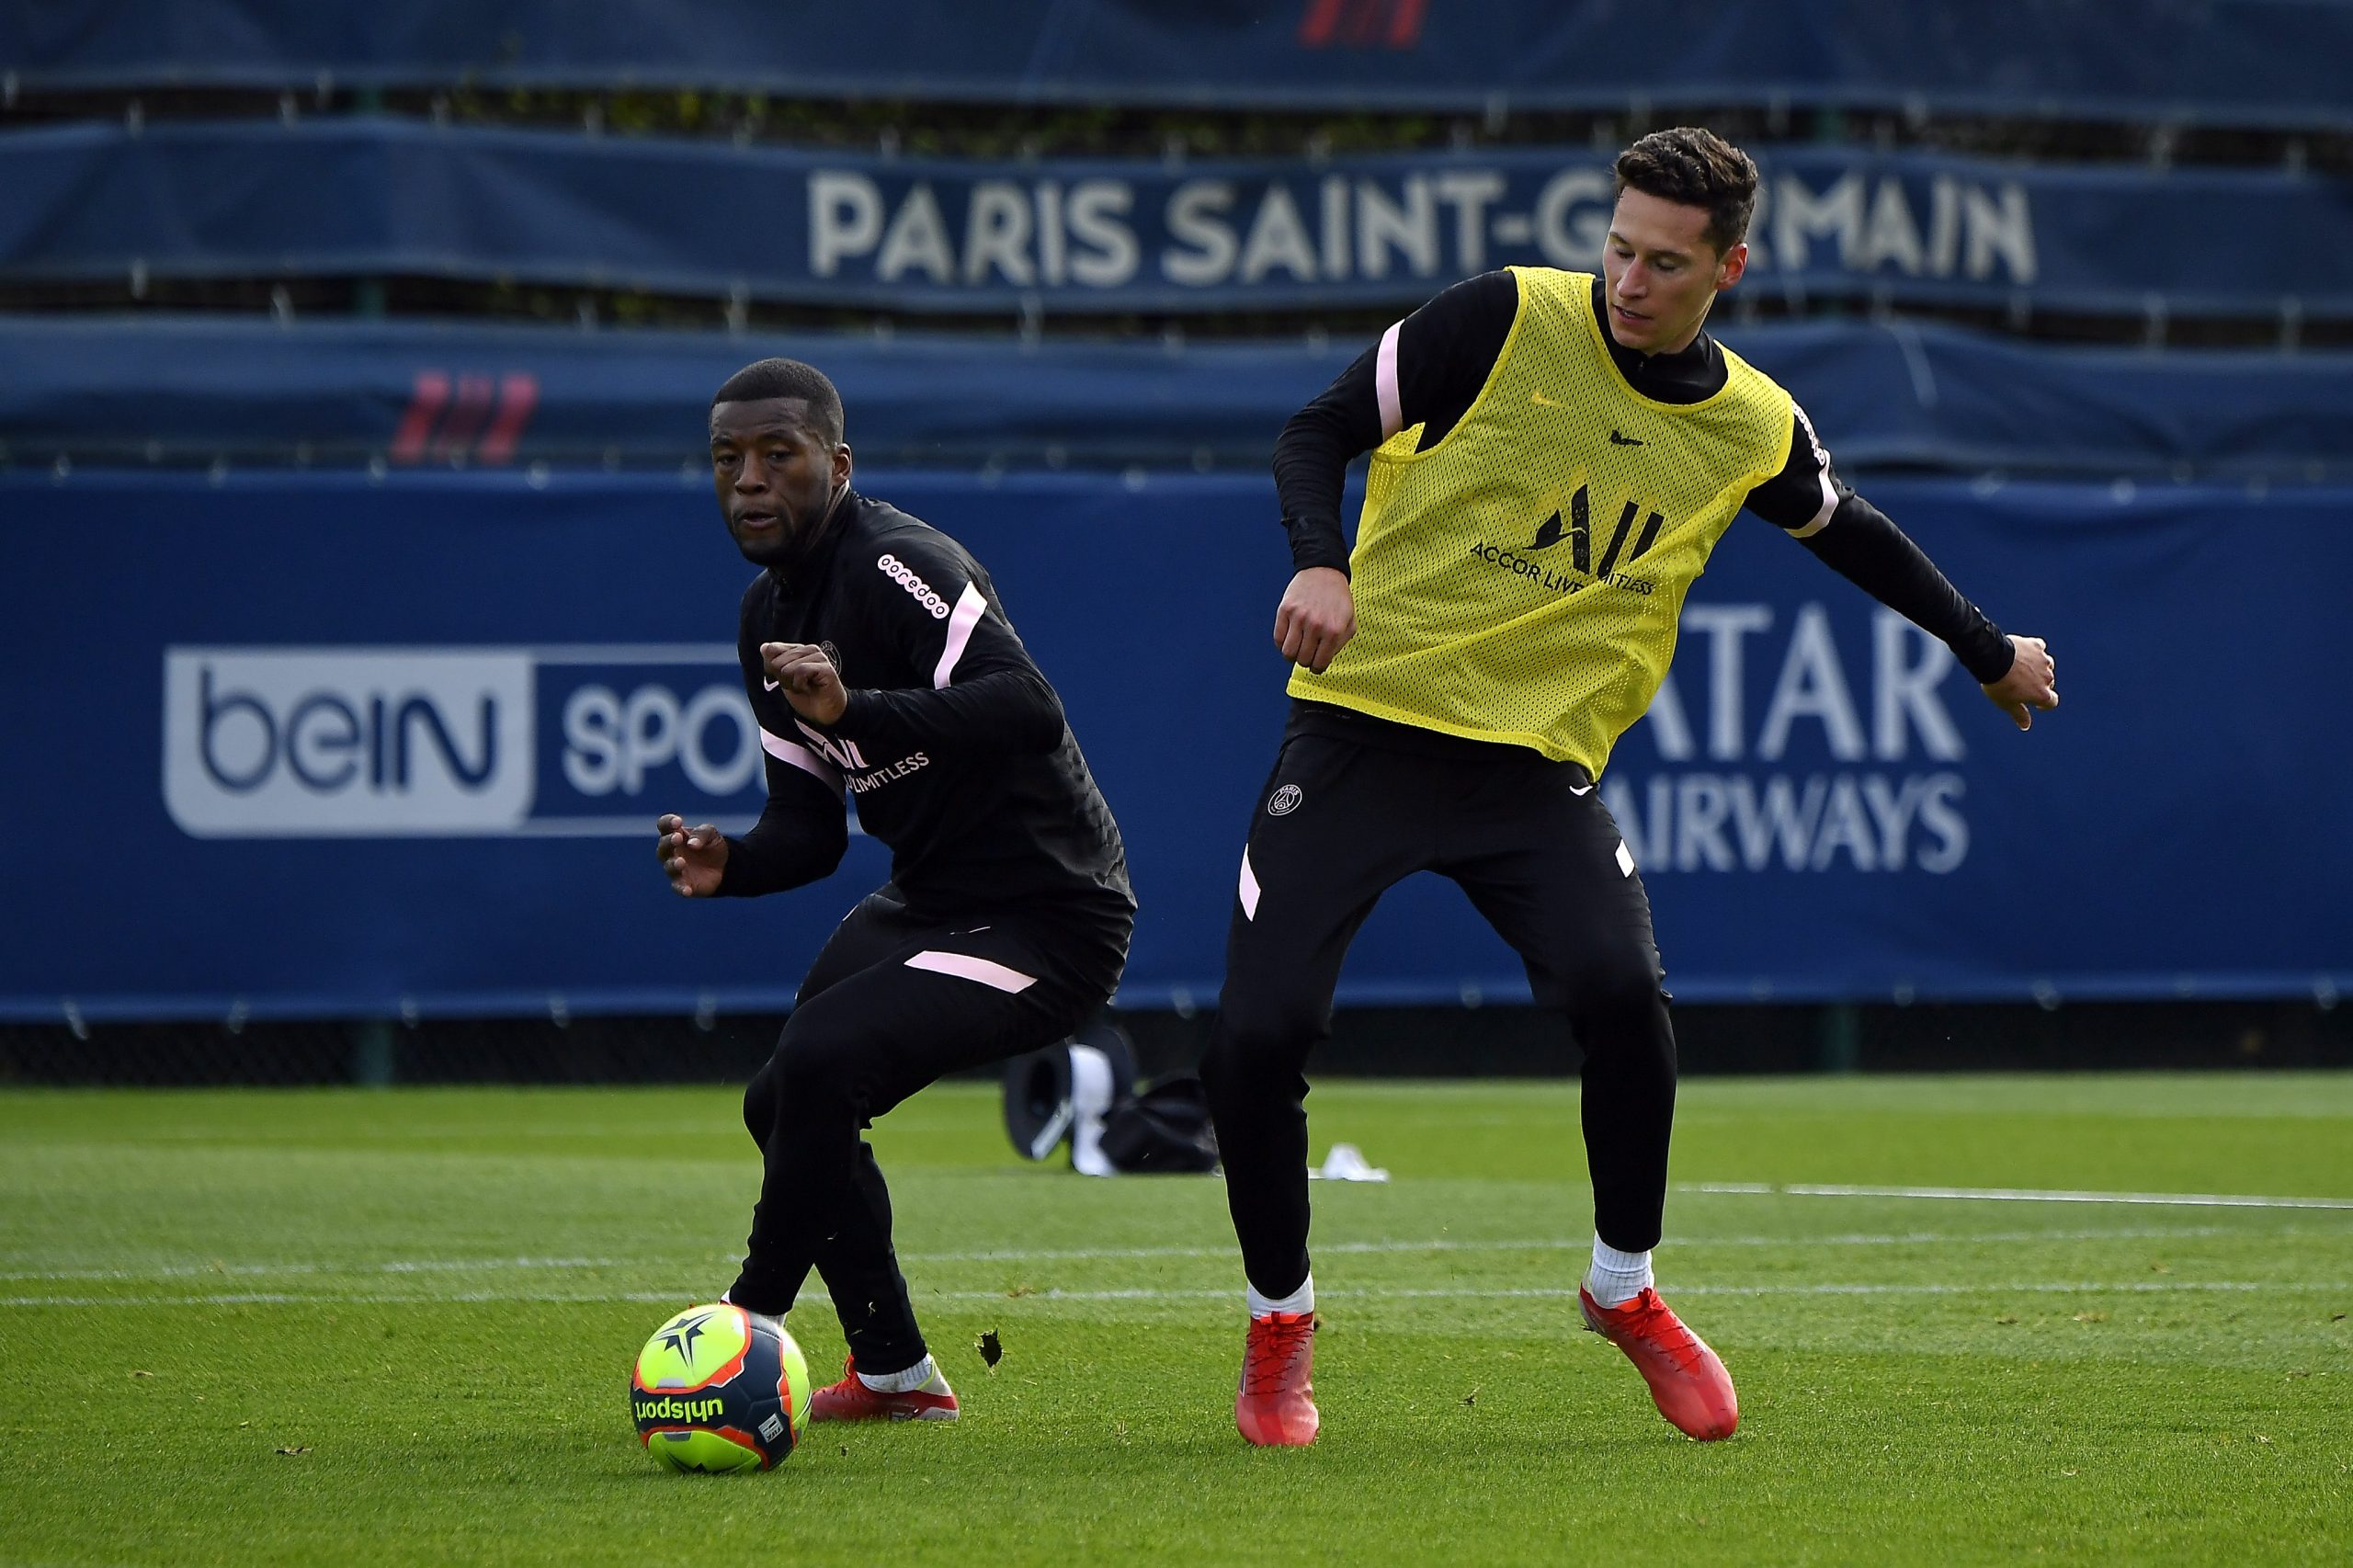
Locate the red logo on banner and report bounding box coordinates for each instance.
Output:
[1299,0,1427,48]
[391,370,540,465]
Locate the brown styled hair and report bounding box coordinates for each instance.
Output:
[1612,128,1759,256]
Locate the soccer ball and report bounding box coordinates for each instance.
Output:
[630,1303,813,1473]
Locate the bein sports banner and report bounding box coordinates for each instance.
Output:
[2,470,2349,1019]
[6,122,2349,318]
[161,645,761,839]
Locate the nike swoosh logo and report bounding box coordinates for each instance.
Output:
[1570,784,1594,796]
[1608,430,1646,447]
[1531,392,1567,408]
[762,677,780,691]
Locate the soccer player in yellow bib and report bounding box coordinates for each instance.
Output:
[1202,128,2059,1447]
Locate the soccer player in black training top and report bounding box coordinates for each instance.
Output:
[656,358,1133,1422]
[1203,130,2059,1446]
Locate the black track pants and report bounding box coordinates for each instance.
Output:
[1199,720,1677,1301]
[730,887,1127,1373]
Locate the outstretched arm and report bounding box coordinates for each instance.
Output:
[1746,406,2059,730]
[1805,498,2058,729]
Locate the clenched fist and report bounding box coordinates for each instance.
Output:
[1274,567,1356,674]
[761,641,848,725]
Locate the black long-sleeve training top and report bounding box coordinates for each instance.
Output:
[1273,270,2016,686]
[717,489,1134,926]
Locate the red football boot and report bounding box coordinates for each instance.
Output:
[1234,1311,1320,1447]
[809,1356,961,1423]
[1579,1284,1738,1440]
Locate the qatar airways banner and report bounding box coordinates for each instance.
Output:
[2,470,2347,1019]
[9,122,2350,317]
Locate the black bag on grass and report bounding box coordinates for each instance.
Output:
[1097,1076,1220,1174]
[1002,1017,1218,1176]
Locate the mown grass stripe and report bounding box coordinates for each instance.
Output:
[1681,1182,2353,1209]
[7,1278,2346,1311]
[7,1222,2321,1282]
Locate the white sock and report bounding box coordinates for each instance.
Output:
[857,1353,946,1394]
[1247,1273,1314,1318]
[1586,1236,1653,1308]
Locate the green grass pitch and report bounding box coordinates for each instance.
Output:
[4,1072,2350,1565]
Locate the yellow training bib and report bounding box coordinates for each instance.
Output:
[1290,267,1795,775]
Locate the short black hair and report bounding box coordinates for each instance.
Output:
[710,358,845,445]
[1613,128,1759,256]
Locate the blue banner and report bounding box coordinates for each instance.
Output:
[7,312,2350,483]
[6,121,2350,318]
[6,2,2351,130]
[3,469,2349,1020]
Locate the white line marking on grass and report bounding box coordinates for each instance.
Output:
[0,1256,635,1284]
[940,1280,2353,1303]
[0,1227,2284,1284]
[13,1225,2325,1285]
[1681,1183,2353,1210]
[904,1225,2268,1266]
[6,1279,2348,1311]
[0,1290,702,1309]
[1676,1226,2250,1247]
